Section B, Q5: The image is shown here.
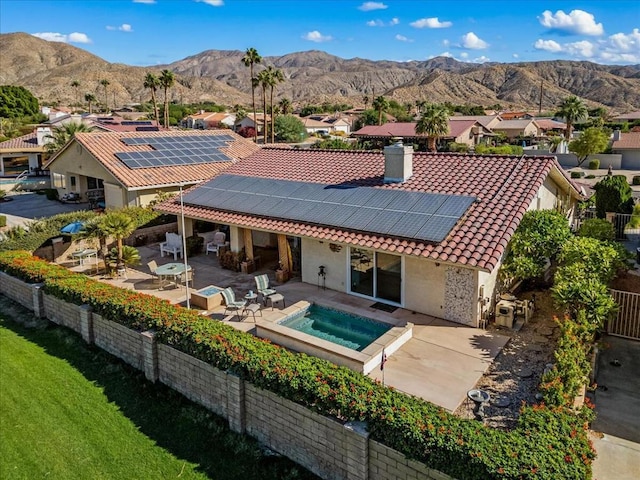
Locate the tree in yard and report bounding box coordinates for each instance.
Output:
[278,98,292,115]
[568,127,609,167]
[99,79,110,112]
[45,122,95,154]
[99,211,136,269]
[159,69,175,128]
[268,67,285,143]
[143,73,161,126]
[241,47,262,142]
[556,95,588,140]
[70,80,80,109]
[593,174,635,218]
[415,103,450,152]
[0,86,39,118]
[257,69,271,144]
[362,95,369,109]
[274,114,307,143]
[84,93,97,114]
[372,96,389,126]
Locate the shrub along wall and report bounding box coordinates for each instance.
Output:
[0,251,595,480]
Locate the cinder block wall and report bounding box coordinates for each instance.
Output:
[0,273,452,480]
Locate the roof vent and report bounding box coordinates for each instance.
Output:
[383,137,413,183]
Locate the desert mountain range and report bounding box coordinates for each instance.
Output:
[1,32,639,112]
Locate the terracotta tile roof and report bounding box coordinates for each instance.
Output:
[493,119,538,130]
[0,132,42,151]
[352,120,481,139]
[534,119,566,130]
[45,130,260,189]
[158,148,582,271]
[612,132,640,149]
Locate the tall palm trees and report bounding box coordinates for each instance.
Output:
[242,47,262,142]
[257,69,270,144]
[84,93,97,114]
[278,98,292,115]
[556,95,588,140]
[143,73,161,126]
[266,66,285,143]
[372,96,390,126]
[70,80,80,110]
[160,69,175,128]
[415,103,450,152]
[99,79,110,112]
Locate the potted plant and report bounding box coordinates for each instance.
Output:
[275,261,289,283]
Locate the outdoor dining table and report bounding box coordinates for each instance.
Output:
[155,262,192,289]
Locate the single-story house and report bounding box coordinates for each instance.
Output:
[351,120,491,148]
[234,113,270,135]
[611,130,640,169]
[43,130,260,208]
[449,115,503,131]
[611,111,640,122]
[184,111,236,130]
[0,128,50,177]
[492,119,542,140]
[533,118,567,136]
[307,115,352,134]
[297,116,334,135]
[157,144,582,327]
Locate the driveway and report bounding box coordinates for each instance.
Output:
[0,192,88,229]
[591,335,640,480]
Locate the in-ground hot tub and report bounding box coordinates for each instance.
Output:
[256,302,412,374]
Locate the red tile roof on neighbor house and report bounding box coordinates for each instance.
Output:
[612,132,640,149]
[352,120,479,139]
[159,147,582,271]
[45,130,260,189]
[0,132,41,151]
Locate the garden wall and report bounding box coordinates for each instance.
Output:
[0,275,451,480]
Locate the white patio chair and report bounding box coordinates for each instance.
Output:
[206,231,227,256]
[160,232,183,260]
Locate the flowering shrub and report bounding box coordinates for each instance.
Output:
[0,251,595,480]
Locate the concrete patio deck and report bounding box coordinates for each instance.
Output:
[67,244,509,413]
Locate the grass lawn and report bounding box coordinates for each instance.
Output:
[0,296,317,480]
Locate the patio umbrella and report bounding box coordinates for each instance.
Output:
[60,221,85,235]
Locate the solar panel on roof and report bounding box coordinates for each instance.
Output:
[182,174,475,243]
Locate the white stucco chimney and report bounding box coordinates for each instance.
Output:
[383,138,413,183]
[36,127,52,146]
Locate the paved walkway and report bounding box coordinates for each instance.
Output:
[65,244,509,413]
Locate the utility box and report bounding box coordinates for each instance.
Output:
[495,300,516,328]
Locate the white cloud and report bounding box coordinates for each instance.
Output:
[366,18,399,27]
[564,40,596,58]
[534,39,563,52]
[461,32,488,49]
[395,34,413,43]
[410,17,452,29]
[194,0,224,6]
[605,28,640,54]
[133,0,155,3]
[460,52,469,59]
[303,31,332,43]
[107,24,133,32]
[512,53,519,59]
[538,9,603,36]
[472,55,491,63]
[31,32,92,44]
[390,17,399,25]
[442,39,450,47]
[358,2,387,11]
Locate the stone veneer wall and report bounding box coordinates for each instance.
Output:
[0,274,454,480]
[444,267,477,327]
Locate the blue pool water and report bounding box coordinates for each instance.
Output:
[198,286,221,296]
[280,305,391,351]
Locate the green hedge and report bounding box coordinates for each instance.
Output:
[0,251,595,480]
[0,215,6,228]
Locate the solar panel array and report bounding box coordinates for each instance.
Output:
[115,134,236,169]
[121,120,153,126]
[183,174,476,243]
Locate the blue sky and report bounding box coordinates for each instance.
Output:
[1,0,638,66]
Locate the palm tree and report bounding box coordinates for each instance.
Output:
[415,103,450,152]
[242,48,262,142]
[266,66,285,143]
[99,79,110,112]
[363,95,369,109]
[372,96,390,126]
[70,81,80,110]
[45,122,95,154]
[143,73,161,126]
[159,69,175,128]
[556,95,588,140]
[257,69,271,144]
[99,211,136,269]
[278,98,292,115]
[84,93,97,114]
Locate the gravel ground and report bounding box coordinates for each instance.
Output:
[455,289,560,430]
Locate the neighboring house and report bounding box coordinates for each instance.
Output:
[449,115,503,131]
[492,119,542,140]
[498,111,535,120]
[533,118,567,136]
[307,115,352,134]
[611,130,640,169]
[92,117,162,132]
[0,128,50,177]
[184,111,236,130]
[297,116,334,135]
[611,111,640,122]
[43,130,260,208]
[351,120,490,148]
[112,110,150,121]
[235,113,270,134]
[157,144,582,327]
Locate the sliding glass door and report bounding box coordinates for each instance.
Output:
[349,248,401,304]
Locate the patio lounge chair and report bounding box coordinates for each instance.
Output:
[160,232,184,260]
[147,260,161,285]
[254,274,277,305]
[220,287,247,319]
[206,231,227,256]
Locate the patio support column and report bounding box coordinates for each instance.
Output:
[277,234,291,271]
[229,226,244,252]
[243,228,254,261]
[178,216,194,238]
